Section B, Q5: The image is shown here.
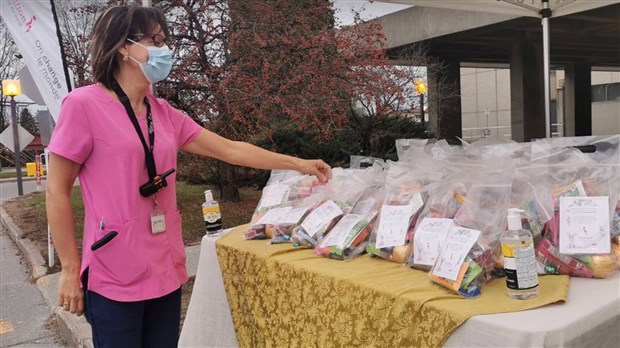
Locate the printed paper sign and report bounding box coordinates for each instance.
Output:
[301,200,343,237]
[431,226,481,281]
[375,204,416,249]
[559,196,610,254]
[413,218,453,266]
[253,206,293,227]
[258,184,290,209]
[321,214,364,248]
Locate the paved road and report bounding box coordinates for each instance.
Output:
[0,229,64,347]
[0,178,65,347]
[0,179,47,203]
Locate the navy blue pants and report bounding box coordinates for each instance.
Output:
[83,271,182,348]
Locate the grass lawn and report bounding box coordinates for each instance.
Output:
[2,182,261,263]
[176,183,262,244]
[0,170,27,179]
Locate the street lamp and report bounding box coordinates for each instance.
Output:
[2,79,24,196]
[414,80,427,126]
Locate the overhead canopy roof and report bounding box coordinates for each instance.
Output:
[377,3,620,68]
[380,0,618,18]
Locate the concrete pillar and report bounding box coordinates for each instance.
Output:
[428,57,462,141]
[564,63,592,136]
[510,35,546,142]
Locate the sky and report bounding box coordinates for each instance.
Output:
[331,0,412,26]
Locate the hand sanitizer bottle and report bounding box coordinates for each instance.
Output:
[501,208,540,299]
[203,190,223,236]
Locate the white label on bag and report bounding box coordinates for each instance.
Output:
[431,226,481,281]
[320,214,364,248]
[279,206,311,225]
[253,206,293,227]
[258,184,290,209]
[413,218,453,266]
[301,200,343,237]
[559,196,610,254]
[375,204,416,249]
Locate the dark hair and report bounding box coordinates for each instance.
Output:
[90,3,169,88]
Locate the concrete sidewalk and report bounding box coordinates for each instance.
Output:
[0,206,201,348]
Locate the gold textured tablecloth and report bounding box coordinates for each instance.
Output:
[216,225,569,348]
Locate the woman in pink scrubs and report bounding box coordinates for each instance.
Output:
[45,4,331,348]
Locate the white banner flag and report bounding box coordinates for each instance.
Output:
[1,0,70,122]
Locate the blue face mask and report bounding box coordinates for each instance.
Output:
[127,38,172,83]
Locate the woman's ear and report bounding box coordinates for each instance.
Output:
[118,43,128,55]
[117,44,129,62]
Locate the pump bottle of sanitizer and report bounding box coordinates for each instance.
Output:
[203,190,223,236]
[500,208,540,299]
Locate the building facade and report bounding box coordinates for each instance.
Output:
[460,68,620,142]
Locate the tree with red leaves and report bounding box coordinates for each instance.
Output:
[154,0,427,200]
[222,0,350,141]
[60,0,428,201]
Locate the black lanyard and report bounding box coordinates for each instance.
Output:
[110,80,157,180]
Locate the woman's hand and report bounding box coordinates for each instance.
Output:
[294,158,332,184]
[57,270,84,316]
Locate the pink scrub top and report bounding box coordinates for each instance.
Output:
[47,84,203,301]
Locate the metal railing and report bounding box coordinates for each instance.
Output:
[462,123,564,142]
[461,125,512,142]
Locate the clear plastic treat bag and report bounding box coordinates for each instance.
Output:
[314,188,385,260]
[291,168,367,248]
[367,163,426,263]
[531,141,619,278]
[245,170,319,240]
[429,165,514,297]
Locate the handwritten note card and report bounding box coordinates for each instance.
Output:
[301,200,343,237]
[320,214,364,248]
[559,196,610,254]
[413,218,453,266]
[252,206,293,227]
[431,226,481,281]
[258,184,290,210]
[278,206,311,225]
[375,204,415,249]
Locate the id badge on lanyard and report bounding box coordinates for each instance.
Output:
[151,197,166,234]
